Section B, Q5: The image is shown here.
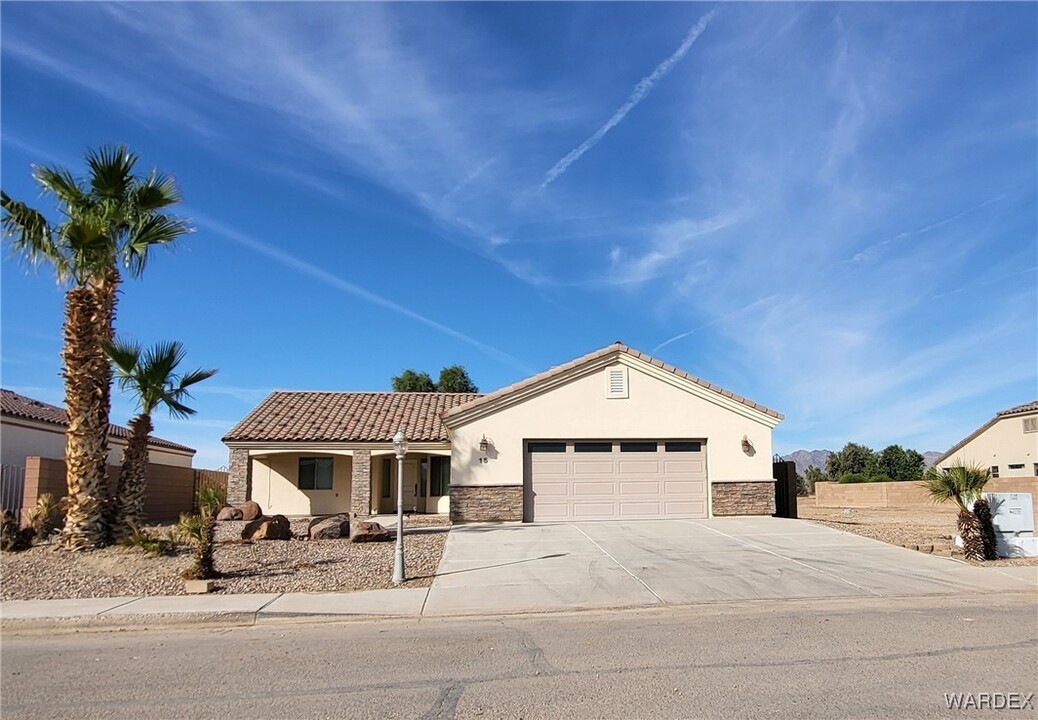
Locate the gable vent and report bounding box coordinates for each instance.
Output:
[606,366,629,399]
[1024,417,1037,433]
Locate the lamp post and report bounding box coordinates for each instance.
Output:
[392,428,408,585]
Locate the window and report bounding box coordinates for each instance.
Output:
[606,365,629,399]
[1008,464,1025,470]
[665,441,702,452]
[575,442,612,453]
[430,456,451,496]
[1034,463,1038,476]
[1024,417,1037,433]
[990,466,1000,478]
[528,442,566,453]
[419,459,428,497]
[381,458,392,499]
[620,441,657,453]
[299,457,333,490]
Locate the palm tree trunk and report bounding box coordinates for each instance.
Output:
[60,285,112,550]
[957,508,985,562]
[113,414,153,538]
[972,498,999,561]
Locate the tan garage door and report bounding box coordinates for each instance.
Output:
[527,440,707,522]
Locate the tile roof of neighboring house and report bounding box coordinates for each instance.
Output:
[442,341,783,422]
[935,399,1038,465]
[222,392,483,443]
[1,388,195,453]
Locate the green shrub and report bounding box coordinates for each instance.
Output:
[196,485,226,517]
[120,524,175,556]
[0,510,34,552]
[838,472,869,484]
[26,493,64,539]
[181,514,218,581]
[174,512,204,545]
[867,474,894,484]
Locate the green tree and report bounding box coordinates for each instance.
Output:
[391,369,436,392]
[2,146,191,549]
[825,443,877,480]
[922,464,996,561]
[106,339,216,539]
[877,444,925,481]
[437,364,479,393]
[802,465,825,495]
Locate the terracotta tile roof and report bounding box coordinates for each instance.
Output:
[223,391,483,443]
[1,388,195,453]
[442,342,784,422]
[936,399,1038,465]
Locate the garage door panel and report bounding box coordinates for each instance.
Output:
[572,481,615,496]
[619,480,662,496]
[529,440,707,521]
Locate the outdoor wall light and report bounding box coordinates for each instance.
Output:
[478,434,491,454]
[741,435,753,453]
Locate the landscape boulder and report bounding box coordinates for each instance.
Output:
[351,521,392,543]
[308,514,350,540]
[240,500,263,521]
[216,506,244,521]
[241,514,292,541]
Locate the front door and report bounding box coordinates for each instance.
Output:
[401,459,419,513]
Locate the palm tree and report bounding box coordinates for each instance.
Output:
[106,339,216,539]
[2,146,192,549]
[922,464,996,561]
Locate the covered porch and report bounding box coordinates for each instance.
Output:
[371,448,451,515]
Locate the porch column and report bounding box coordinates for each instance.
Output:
[351,449,372,518]
[227,448,251,506]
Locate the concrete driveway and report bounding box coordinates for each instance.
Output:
[421,517,1036,616]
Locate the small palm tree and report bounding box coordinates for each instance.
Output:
[922,464,996,561]
[106,339,216,539]
[2,146,192,549]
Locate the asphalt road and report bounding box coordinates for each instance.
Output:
[3,593,1036,719]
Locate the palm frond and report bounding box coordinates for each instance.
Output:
[179,367,219,389]
[123,215,193,276]
[104,337,144,381]
[131,171,183,211]
[2,191,58,268]
[85,145,137,200]
[32,165,88,209]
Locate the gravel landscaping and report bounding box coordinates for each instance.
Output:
[799,499,1038,567]
[1,517,450,601]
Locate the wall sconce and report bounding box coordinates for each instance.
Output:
[741,435,753,453]
[478,434,491,454]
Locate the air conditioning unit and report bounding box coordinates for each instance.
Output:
[984,492,1037,558]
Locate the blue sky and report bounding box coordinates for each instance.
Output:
[2,2,1035,469]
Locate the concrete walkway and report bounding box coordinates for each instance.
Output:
[2,518,1035,628]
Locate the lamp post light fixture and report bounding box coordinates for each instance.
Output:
[392,428,408,585]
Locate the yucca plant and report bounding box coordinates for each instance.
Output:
[196,485,226,517]
[119,524,175,556]
[922,464,996,561]
[26,493,65,540]
[177,508,218,581]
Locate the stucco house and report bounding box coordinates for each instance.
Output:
[1,388,195,469]
[935,401,1038,478]
[223,342,784,523]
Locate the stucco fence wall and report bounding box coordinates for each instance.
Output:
[815,478,1038,530]
[18,456,227,525]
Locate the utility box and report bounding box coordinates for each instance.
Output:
[984,492,1036,558]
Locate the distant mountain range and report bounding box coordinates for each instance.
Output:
[780,449,943,475]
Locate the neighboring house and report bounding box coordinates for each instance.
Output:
[1,388,196,469]
[935,401,1038,478]
[224,342,783,523]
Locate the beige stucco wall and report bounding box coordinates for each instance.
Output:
[447,361,776,489]
[938,412,1038,477]
[1,418,194,468]
[250,451,352,516]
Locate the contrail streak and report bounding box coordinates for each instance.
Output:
[195,213,533,373]
[541,10,716,189]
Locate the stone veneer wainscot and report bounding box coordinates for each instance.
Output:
[227,448,251,506]
[450,485,523,523]
[711,481,775,516]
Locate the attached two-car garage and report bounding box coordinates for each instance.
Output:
[526,440,707,521]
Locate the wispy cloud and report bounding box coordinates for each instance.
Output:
[193,212,533,374]
[540,10,716,189]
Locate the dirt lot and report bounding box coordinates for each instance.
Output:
[799,498,1037,566]
[1,516,450,601]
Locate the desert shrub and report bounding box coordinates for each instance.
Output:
[867,474,894,484]
[26,493,64,539]
[174,512,204,545]
[181,514,218,581]
[120,524,175,556]
[196,485,226,517]
[838,472,869,484]
[0,510,34,552]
